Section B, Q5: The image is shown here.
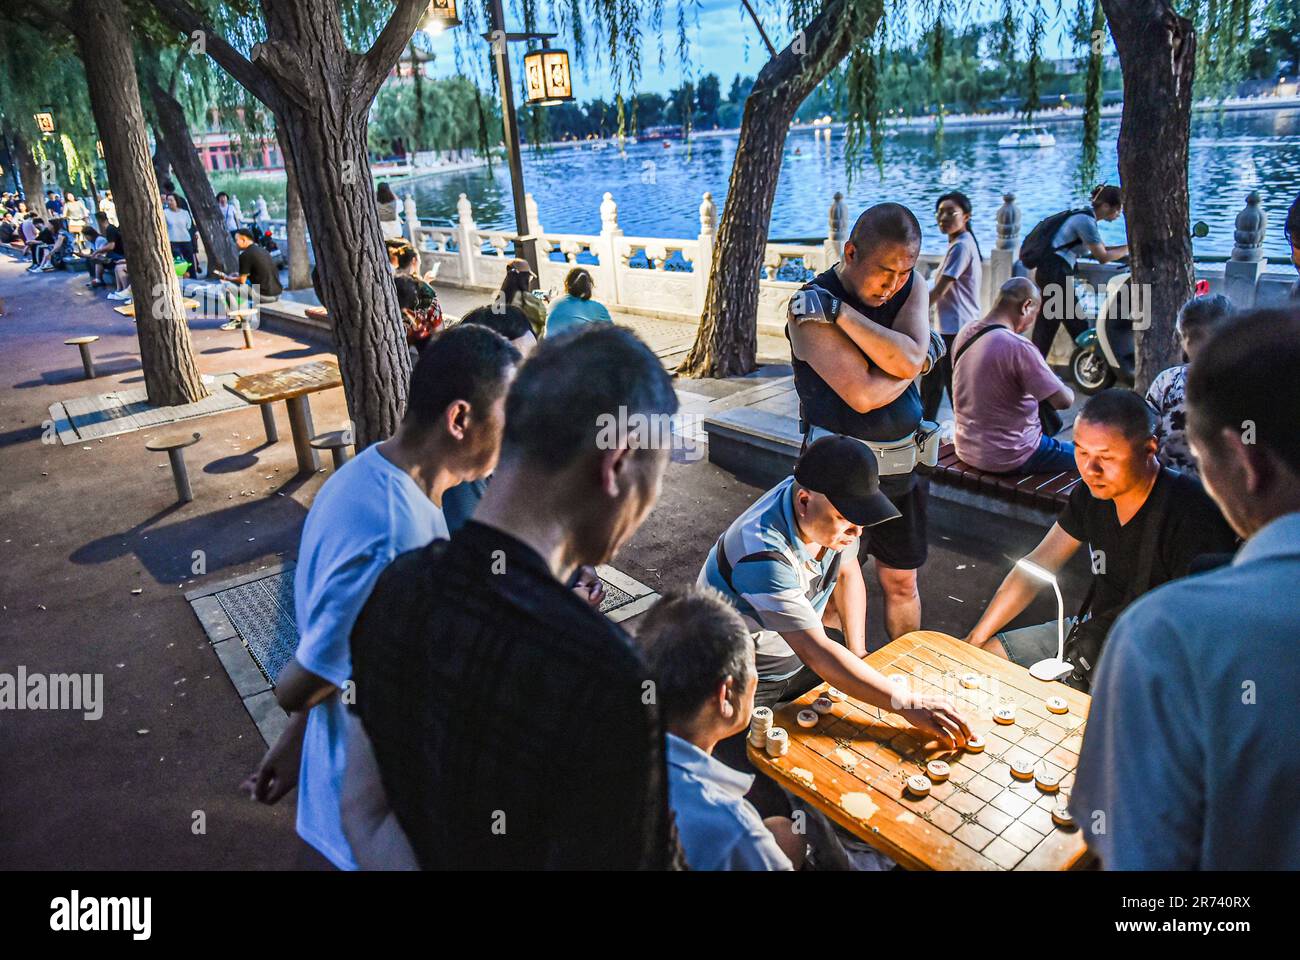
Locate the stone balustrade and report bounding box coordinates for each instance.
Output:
[263,187,1296,334]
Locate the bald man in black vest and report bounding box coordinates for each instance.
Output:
[786,202,944,642]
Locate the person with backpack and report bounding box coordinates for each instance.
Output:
[1019,184,1129,358]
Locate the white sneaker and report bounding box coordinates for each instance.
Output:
[107,290,132,301]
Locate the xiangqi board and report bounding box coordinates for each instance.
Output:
[747,631,1091,871]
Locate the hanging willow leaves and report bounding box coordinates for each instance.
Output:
[931,0,946,137]
[1077,0,1104,193]
[1024,3,1044,121]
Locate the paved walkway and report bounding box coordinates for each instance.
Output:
[0,254,1084,869]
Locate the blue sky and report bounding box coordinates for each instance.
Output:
[417,0,1086,99]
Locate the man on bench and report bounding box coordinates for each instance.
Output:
[701,436,970,817]
[212,227,282,323]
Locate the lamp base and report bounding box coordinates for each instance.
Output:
[1029,657,1073,682]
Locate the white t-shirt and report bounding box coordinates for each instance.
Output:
[164,206,193,243]
[934,230,982,334]
[292,444,447,869]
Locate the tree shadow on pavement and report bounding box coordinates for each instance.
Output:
[68,477,312,584]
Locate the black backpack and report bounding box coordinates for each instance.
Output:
[1019,208,1094,270]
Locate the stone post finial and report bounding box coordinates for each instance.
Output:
[828,191,849,245]
[600,191,619,233]
[699,192,717,235]
[1231,191,1267,262]
[525,192,543,236]
[996,192,1021,251]
[457,192,476,230]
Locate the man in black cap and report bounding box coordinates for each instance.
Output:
[701,437,970,811]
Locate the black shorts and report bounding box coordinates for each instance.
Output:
[859,474,928,571]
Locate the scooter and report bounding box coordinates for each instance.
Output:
[1069,267,1134,394]
[1069,223,1209,394]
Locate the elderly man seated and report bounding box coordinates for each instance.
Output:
[635,588,803,871]
[702,436,970,815]
[951,277,1076,474]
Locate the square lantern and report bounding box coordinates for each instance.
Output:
[522,47,573,106]
[426,0,461,28]
[34,110,56,137]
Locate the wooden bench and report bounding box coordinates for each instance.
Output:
[702,408,1080,526]
[930,441,1081,519]
[64,336,100,379]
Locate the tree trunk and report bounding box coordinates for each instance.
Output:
[256,0,414,446]
[1102,0,1197,394]
[147,77,239,276]
[12,130,45,209]
[150,0,430,446]
[279,125,312,290]
[77,0,205,407]
[151,135,171,188]
[679,0,884,378]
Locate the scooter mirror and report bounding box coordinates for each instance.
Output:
[1192,221,1209,238]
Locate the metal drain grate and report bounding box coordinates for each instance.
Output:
[206,568,646,689]
[215,571,298,685]
[598,579,635,614]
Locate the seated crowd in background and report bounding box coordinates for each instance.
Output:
[546,266,612,336]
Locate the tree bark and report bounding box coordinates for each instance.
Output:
[77,0,206,407]
[278,125,311,290]
[1101,0,1197,394]
[679,0,884,378]
[151,135,171,187]
[151,0,429,447]
[12,130,46,210]
[147,76,239,276]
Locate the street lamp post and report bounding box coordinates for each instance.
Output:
[428,1,574,283]
[486,0,539,280]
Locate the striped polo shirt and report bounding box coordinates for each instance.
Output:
[697,476,857,682]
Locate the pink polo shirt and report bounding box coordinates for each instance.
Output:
[952,319,1066,472]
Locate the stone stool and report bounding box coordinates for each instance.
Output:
[223,308,259,348]
[65,336,100,379]
[310,431,355,470]
[146,431,201,503]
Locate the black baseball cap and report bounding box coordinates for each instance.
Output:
[793,435,900,527]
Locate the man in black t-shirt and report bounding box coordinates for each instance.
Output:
[963,389,1237,676]
[786,202,946,642]
[214,227,282,313]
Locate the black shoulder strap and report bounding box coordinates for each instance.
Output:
[714,535,793,594]
[1051,208,1097,252]
[1133,470,1174,597]
[951,323,1006,368]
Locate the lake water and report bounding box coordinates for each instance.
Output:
[406,107,1300,261]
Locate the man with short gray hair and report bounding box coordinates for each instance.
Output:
[350,325,682,870]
